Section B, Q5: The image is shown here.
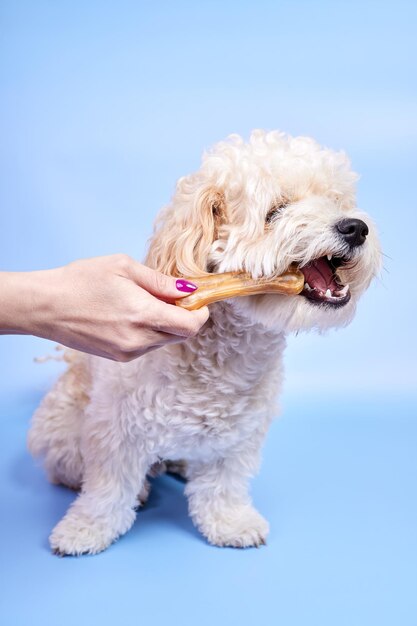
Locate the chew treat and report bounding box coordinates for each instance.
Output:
[175,266,304,310]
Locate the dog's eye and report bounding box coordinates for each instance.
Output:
[265,201,288,224]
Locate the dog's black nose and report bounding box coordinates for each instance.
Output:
[335,218,369,247]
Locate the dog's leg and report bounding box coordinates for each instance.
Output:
[49,405,152,556]
[50,452,150,556]
[185,440,269,548]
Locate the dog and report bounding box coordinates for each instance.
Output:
[28,130,381,555]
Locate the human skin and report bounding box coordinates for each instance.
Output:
[0,254,209,361]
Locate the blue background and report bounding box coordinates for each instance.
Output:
[1,1,416,625]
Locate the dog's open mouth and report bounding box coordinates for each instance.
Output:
[299,255,351,308]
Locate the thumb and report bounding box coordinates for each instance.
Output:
[128,261,199,301]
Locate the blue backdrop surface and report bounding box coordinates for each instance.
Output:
[1,2,416,625]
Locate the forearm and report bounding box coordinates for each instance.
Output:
[0,270,58,336]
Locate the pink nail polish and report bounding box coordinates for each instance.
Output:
[176,279,198,293]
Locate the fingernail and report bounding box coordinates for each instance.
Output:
[176,279,198,293]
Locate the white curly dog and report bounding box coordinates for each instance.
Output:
[28,130,381,555]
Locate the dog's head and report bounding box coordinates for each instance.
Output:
[146,130,381,332]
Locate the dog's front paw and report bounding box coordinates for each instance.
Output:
[199,505,269,548]
[50,508,135,556]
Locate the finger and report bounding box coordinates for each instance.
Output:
[146,302,210,338]
[118,328,191,362]
[128,261,200,301]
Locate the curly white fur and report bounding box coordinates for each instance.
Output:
[28,130,381,555]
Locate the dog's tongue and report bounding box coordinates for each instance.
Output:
[301,257,338,291]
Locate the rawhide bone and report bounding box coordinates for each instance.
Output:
[175,265,305,310]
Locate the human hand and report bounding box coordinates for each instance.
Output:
[0,254,209,361]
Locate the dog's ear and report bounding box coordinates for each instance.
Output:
[145,176,226,277]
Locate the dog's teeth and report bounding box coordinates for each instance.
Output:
[327,254,332,261]
[335,284,350,297]
[325,289,332,298]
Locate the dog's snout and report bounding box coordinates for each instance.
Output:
[335,218,369,247]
